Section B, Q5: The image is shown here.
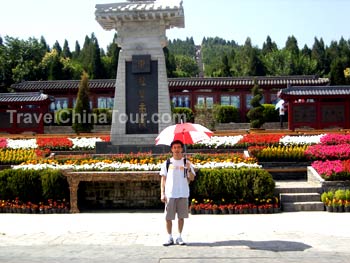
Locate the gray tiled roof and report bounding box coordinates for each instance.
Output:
[95,0,184,30]
[11,76,329,91]
[168,76,329,88]
[0,92,51,103]
[12,80,116,91]
[281,86,350,96]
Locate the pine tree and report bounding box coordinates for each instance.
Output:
[62,39,72,58]
[72,72,93,133]
[247,79,265,128]
[53,40,62,55]
[106,34,120,78]
[262,36,277,55]
[330,59,346,85]
[73,41,81,59]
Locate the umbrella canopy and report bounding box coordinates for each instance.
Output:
[155,122,213,146]
[275,99,285,110]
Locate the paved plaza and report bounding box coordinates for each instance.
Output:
[0,211,349,263]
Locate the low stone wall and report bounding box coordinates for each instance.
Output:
[79,180,161,210]
[216,122,286,131]
[307,166,350,191]
[44,125,111,134]
[62,170,162,212]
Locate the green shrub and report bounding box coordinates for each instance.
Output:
[92,108,112,125]
[247,80,265,128]
[0,169,69,203]
[263,104,279,122]
[346,189,350,201]
[191,168,275,203]
[0,169,42,203]
[334,189,346,201]
[41,169,69,200]
[173,107,194,123]
[55,108,73,125]
[214,105,239,123]
[321,192,328,204]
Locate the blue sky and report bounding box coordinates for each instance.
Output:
[1,0,349,51]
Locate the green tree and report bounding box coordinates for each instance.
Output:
[262,36,277,55]
[247,79,265,128]
[6,37,47,83]
[330,58,346,85]
[40,36,50,52]
[72,72,93,133]
[52,40,62,55]
[72,40,81,59]
[301,44,311,57]
[164,46,177,78]
[174,54,199,77]
[62,39,72,58]
[105,33,120,78]
[311,37,327,75]
[221,54,231,77]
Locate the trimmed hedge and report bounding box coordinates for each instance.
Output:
[263,104,279,122]
[215,105,240,123]
[191,168,275,203]
[173,107,194,123]
[0,169,69,203]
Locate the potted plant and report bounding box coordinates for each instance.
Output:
[189,198,197,215]
[332,198,341,213]
[345,190,350,213]
[344,200,350,213]
[227,204,235,214]
[212,204,220,214]
[219,204,228,214]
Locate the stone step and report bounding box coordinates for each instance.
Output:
[280,193,321,203]
[275,186,322,194]
[282,201,325,212]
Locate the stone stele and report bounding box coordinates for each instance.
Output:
[95,0,185,149]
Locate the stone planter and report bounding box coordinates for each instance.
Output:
[228,208,234,214]
[213,209,220,214]
[326,206,333,212]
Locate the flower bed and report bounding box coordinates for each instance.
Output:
[189,197,280,215]
[12,152,259,171]
[0,198,70,214]
[321,189,350,212]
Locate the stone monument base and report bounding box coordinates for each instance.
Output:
[96,134,169,154]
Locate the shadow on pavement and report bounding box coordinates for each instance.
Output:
[187,240,312,252]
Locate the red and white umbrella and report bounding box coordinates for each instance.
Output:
[155,122,213,146]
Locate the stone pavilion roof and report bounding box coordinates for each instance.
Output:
[95,0,184,30]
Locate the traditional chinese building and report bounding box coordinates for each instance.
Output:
[280,86,350,130]
[11,75,329,123]
[0,92,53,134]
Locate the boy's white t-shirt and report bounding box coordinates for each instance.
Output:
[160,157,195,198]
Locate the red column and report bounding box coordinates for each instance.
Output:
[346,99,350,129]
[287,100,293,130]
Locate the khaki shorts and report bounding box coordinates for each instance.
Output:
[165,198,189,220]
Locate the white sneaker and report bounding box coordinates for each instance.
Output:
[175,237,186,245]
[163,237,174,246]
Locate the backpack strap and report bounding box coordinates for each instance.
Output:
[183,157,187,178]
[166,158,171,173]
